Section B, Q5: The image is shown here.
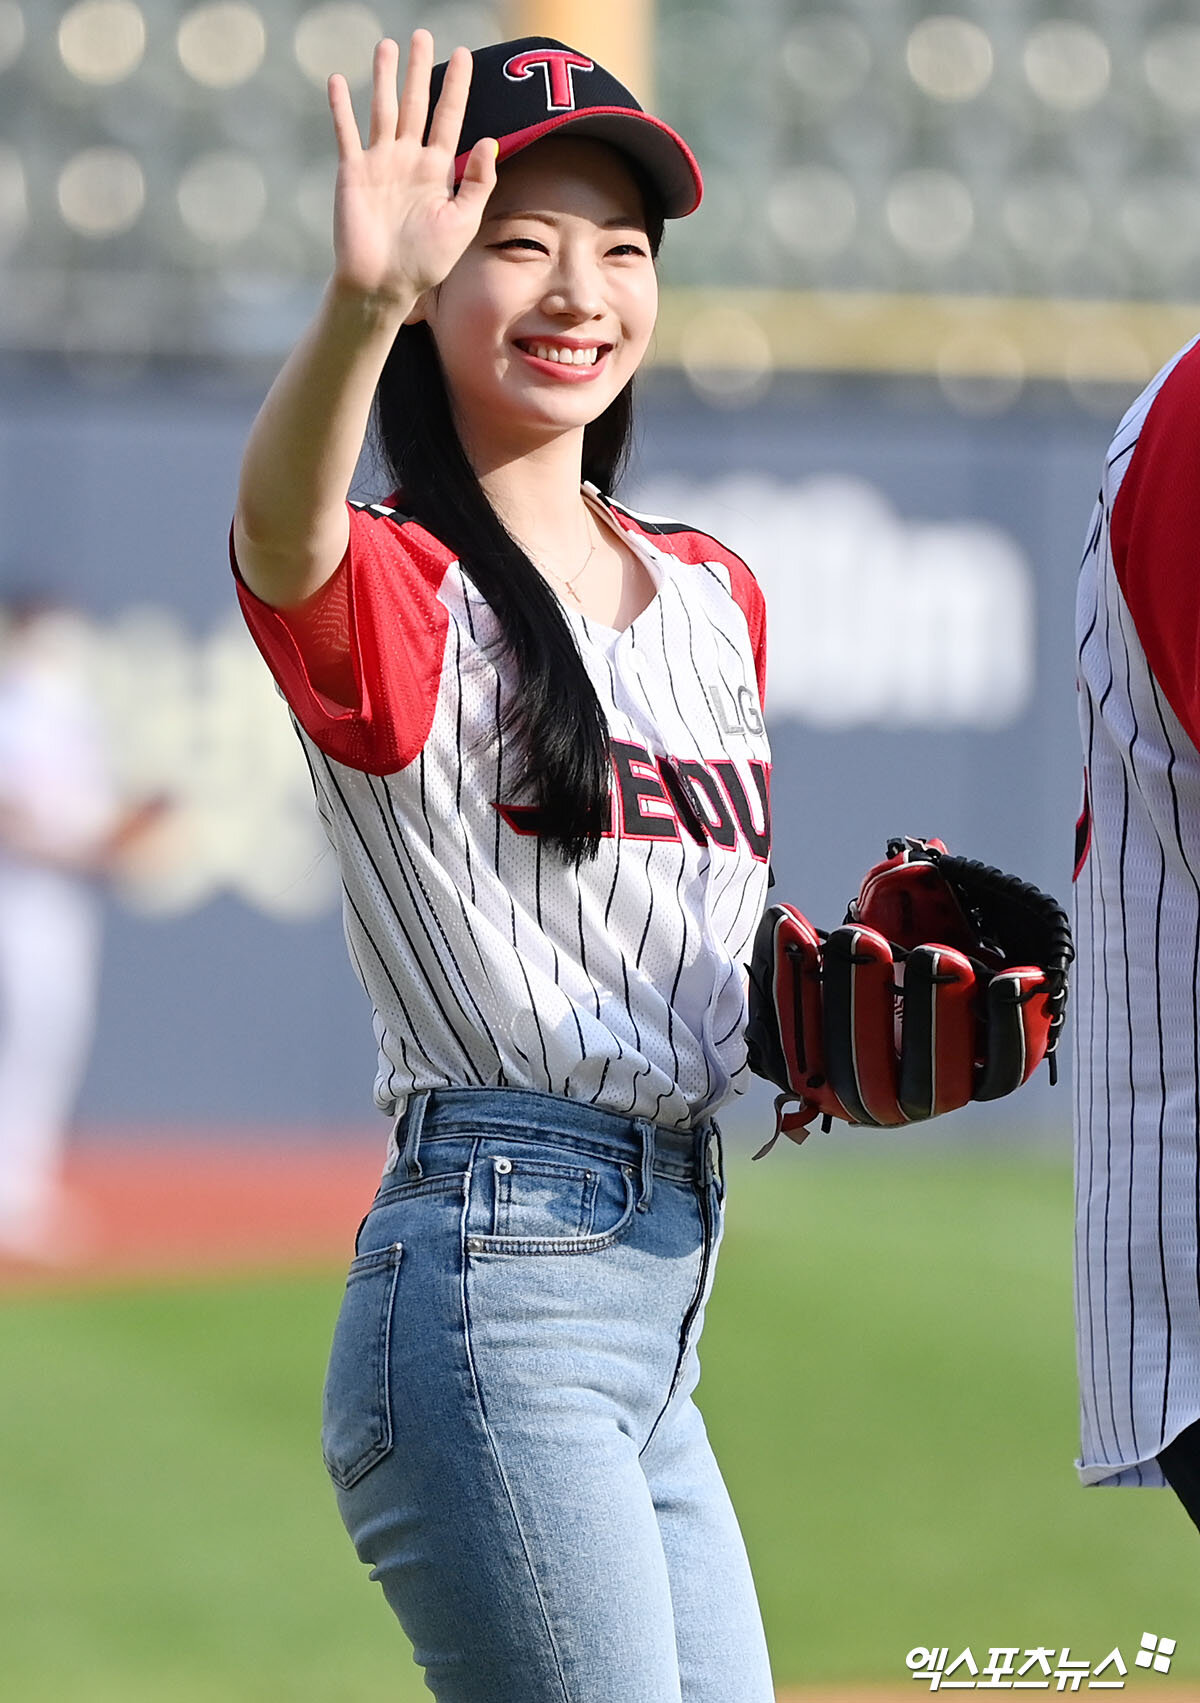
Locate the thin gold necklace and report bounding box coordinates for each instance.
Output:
[531,512,601,606]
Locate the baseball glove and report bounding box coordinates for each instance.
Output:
[745,836,1074,1154]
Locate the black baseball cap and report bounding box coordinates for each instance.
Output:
[428,37,703,219]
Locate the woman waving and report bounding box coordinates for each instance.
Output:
[232,30,774,1702]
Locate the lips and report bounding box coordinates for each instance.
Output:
[512,338,614,380]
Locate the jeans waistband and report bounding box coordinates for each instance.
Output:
[390,1087,722,1214]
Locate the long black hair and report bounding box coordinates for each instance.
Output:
[373,167,665,865]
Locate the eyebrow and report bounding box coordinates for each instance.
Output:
[482,210,645,229]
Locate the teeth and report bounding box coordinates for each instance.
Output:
[529,344,600,365]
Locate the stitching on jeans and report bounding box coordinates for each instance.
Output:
[414,1126,696,1179]
[638,1179,715,1461]
[374,1172,467,1205]
[457,1138,572,1702]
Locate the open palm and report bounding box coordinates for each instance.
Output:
[328,30,497,305]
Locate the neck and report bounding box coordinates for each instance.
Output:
[470,429,594,560]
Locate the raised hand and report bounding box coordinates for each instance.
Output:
[327,30,497,307]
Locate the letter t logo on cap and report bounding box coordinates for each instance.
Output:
[503,48,595,111]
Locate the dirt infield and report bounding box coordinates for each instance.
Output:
[0,1136,386,1287]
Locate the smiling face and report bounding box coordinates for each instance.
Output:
[415,136,660,462]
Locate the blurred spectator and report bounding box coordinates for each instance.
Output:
[0,597,162,1261]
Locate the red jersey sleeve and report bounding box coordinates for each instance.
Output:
[1111,342,1200,754]
[717,545,768,713]
[607,504,768,711]
[232,501,453,775]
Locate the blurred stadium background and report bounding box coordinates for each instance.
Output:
[1,0,1199,1697]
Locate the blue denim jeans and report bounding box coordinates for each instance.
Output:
[322,1086,775,1703]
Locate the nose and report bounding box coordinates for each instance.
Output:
[539,244,604,321]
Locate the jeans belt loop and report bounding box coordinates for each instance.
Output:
[696,1119,713,1190]
[399,1089,430,1179]
[708,1121,722,1193]
[633,1117,655,1213]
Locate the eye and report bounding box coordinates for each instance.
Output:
[491,237,548,254]
[607,241,649,257]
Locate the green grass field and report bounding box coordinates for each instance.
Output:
[1,1144,1194,1701]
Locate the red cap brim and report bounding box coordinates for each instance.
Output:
[455,107,703,218]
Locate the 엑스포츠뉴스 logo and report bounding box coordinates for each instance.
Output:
[503,49,595,112]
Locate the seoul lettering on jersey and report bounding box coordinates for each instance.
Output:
[496,740,770,860]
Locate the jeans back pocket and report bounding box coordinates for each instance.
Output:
[322,1241,403,1490]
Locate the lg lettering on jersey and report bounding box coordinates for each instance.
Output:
[706,679,764,740]
[503,49,595,111]
[495,740,771,861]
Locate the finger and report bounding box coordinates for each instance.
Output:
[427,43,473,155]
[368,38,400,148]
[396,27,433,141]
[453,135,498,216]
[327,73,362,160]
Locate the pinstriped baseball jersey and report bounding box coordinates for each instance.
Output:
[1075,334,1200,1488]
[235,482,771,1149]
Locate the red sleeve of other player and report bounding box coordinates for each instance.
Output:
[231,503,453,775]
[1111,342,1200,754]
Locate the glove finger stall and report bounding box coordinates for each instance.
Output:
[897,944,978,1120]
[746,904,851,1128]
[822,924,906,1127]
[975,967,1054,1101]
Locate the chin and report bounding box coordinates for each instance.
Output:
[490,382,627,438]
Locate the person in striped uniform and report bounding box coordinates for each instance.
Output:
[1075,335,1200,1531]
[232,30,776,1701]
